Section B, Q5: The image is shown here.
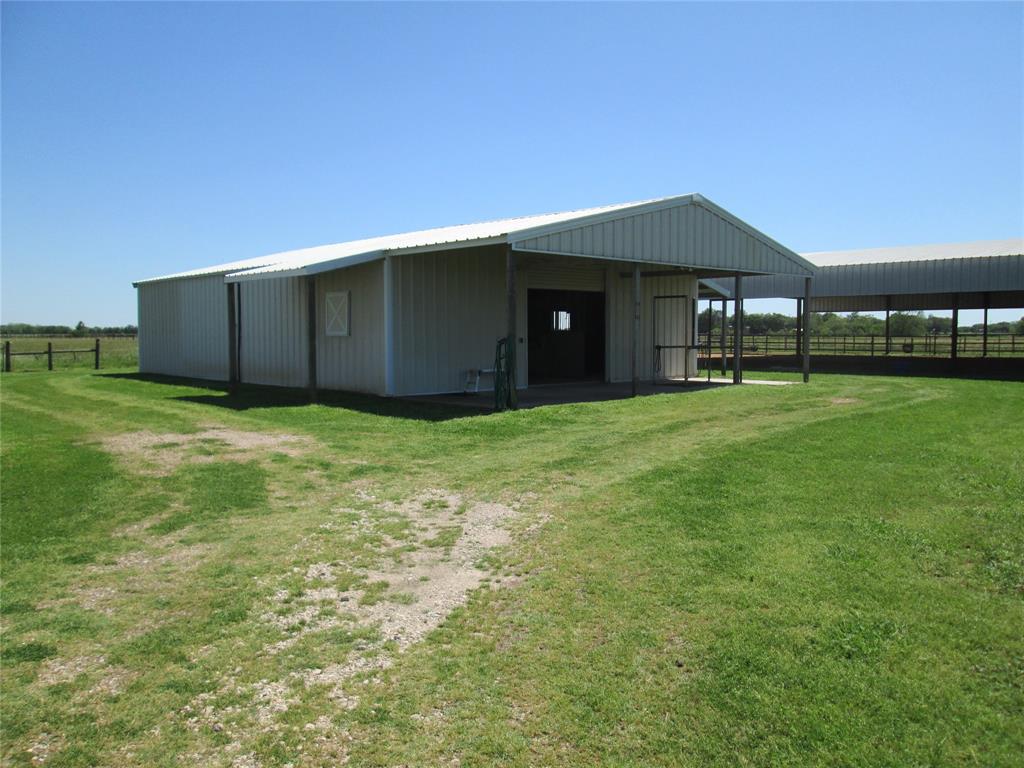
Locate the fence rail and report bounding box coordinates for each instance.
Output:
[696,333,1023,359]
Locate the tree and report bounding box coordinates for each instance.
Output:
[889,311,926,336]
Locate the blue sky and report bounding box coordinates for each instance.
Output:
[2,1,1022,326]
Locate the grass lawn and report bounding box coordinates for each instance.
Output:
[1,369,1021,767]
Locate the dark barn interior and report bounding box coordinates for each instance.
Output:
[527,288,605,384]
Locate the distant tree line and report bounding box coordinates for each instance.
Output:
[1,322,138,337]
[698,311,1024,336]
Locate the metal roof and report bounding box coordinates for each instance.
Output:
[134,194,813,286]
[804,238,1023,267]
[134,197,674,286]
[734,238,1024,310]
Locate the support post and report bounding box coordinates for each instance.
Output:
[884,297,892,355]
[720,298,727,375]
[795,297,803,362]
[632,263,641,396]
[706,303,713,376]
[687,297,697,381]
[950,295,959,361]
[227,283,238,390]
[3,340,10,372]
[802,277,811,382]
[306,276,317,401]
[982,292,989,358]
[732,276,743,384]
[48,342,53,371]
[94,339,100,370]
[506,247,518,409]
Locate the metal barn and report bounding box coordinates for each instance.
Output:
[133,195,815,401]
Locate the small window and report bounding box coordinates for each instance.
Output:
[325,291,351,336]
[552,310,571,332]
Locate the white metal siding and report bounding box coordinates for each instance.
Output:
[391,246,508,396]
[317,261,385,395]
[606,268,699,382]
[514,201,803,276]
[238,276,308,388]
[137,274,228,380]
[525,257,606,292]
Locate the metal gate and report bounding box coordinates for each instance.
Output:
[653,295,691,380]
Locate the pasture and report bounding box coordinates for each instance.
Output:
[1,369,1021,767]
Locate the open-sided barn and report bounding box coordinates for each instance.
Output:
[133,195,815,398]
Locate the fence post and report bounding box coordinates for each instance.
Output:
[47,342,53,371]
[870,335,875,357]
[4,341,10,372]
[95,338,100,370]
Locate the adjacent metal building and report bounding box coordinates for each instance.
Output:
[741,239,1024,311]
[134,194,815,398]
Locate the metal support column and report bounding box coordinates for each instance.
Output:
[884,296,892,355]
[506,246,518,409]
[732,276,743,384]
[802,277,812,383]
[226,283,239,391]
[720,298,727,375]
[306,275,318,401]
[632,263,641,396]
[951,295,959,361]
[795,297,803,361]
[982,292,989,358]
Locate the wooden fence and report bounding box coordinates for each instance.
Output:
[4,339,102,371]
[697,333,1023,358]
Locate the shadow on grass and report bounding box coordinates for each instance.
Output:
[97,372,477,422]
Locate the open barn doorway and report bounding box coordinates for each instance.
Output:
[527,288,605,385]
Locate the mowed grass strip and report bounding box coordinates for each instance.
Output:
[0,369,1021,767]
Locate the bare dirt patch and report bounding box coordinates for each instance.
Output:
[263,489,518,660]
[26,732,66,766]
[184,487,528,762]
[37,654,106,686]
[38,528,211,619]
[100,425,312,476]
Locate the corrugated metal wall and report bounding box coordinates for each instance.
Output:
[513,201,804,276]
[391,246,507,396]
[137,274,229,380]
[238,276,308,388]
[317,261,385,394]
[525,255,606,292]
[606,268,698,382]
[390,249,698,394]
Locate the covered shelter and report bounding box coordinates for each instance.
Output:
[733,237,1024,376]
[737,238,1024,369]
[133,195,815,403]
